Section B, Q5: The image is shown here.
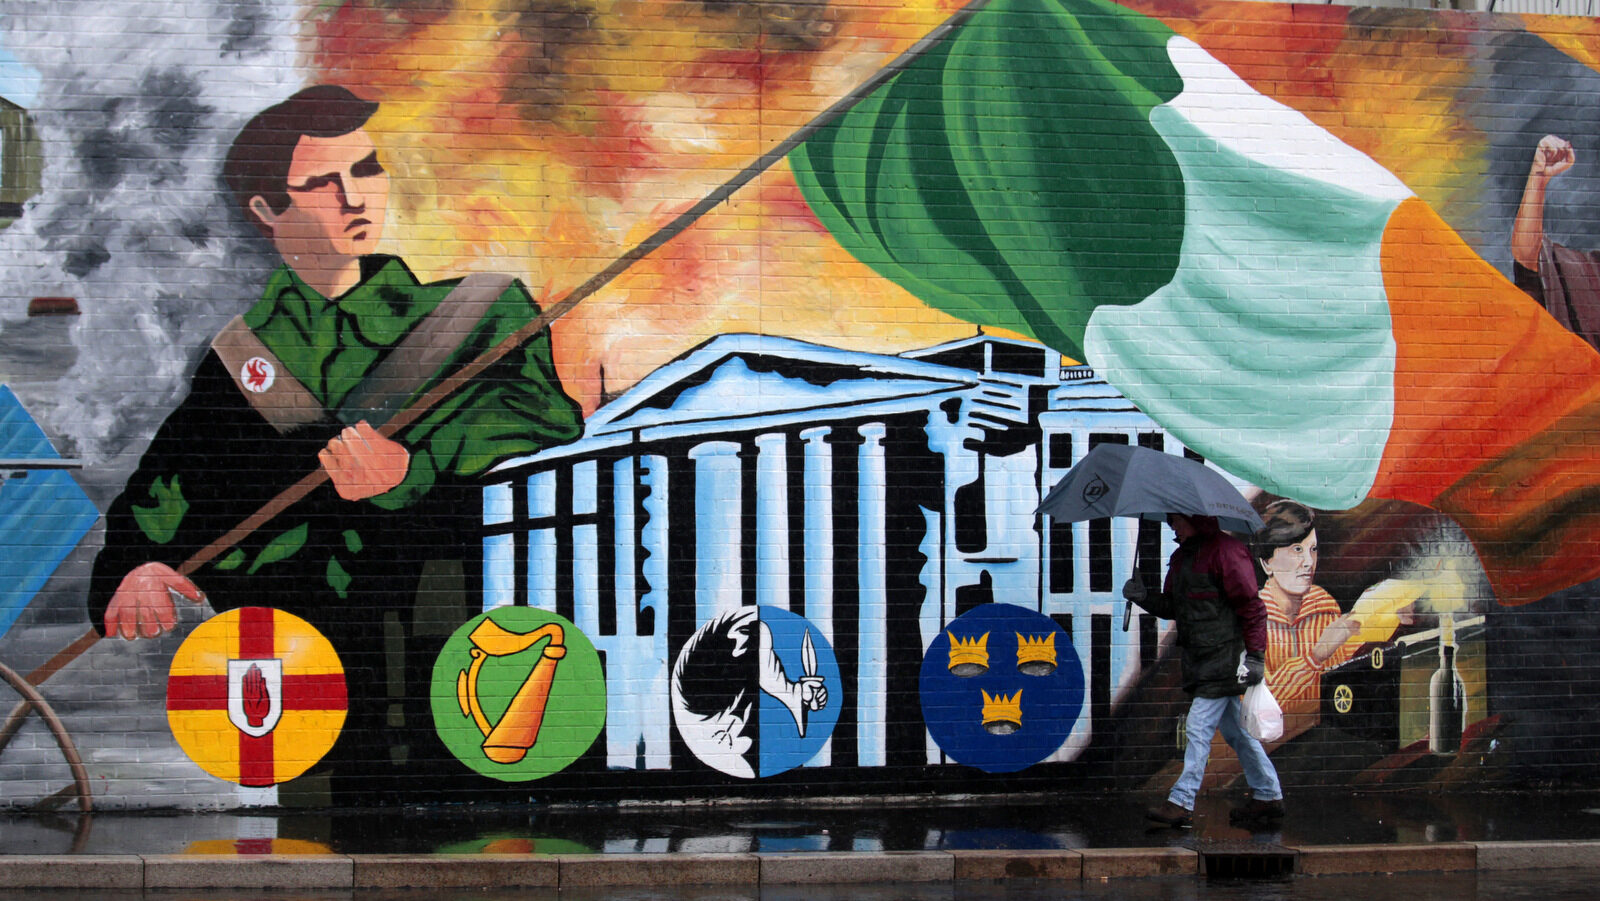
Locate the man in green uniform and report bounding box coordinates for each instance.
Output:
[87,85,583,799]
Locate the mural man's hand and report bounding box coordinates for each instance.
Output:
[1533,134,1575,180]
[104,562,204,640]
[319,421,410,501]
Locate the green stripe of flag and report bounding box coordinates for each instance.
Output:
[789,0,1187,360]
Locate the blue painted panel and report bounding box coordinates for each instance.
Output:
[0,385,99,637]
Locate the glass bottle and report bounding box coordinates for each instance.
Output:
[1428,613,1466,756]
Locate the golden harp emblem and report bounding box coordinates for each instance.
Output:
[456,620,567,764]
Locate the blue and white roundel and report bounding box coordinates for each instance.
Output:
[671,606,841,779]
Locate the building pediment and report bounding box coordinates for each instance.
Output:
[586,333,981,436]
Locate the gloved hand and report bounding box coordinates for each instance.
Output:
[1121,578,1148,604]
[1241,651,1266,686]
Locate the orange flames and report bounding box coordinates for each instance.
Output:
[299,1,1580,411]
[301,0,980,412]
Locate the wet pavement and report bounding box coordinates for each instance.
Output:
[7,788,1600,856]
[3,789,1600,898]
[2,870,1600,900]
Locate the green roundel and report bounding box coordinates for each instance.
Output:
[790,0,1185,360]
[430,606,605,782]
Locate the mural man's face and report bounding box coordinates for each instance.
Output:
[250,128,389,282]
[1262,529,1318,599]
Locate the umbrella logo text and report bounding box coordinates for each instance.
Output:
[1081,476,1110,506]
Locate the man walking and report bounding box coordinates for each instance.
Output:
[1123,513,1285,828]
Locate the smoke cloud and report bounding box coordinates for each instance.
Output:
[0,0,306,504]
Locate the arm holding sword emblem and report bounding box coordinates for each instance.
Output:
[758,623,829,737]
[800,628,827,713]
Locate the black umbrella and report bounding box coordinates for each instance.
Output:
[1038,444,1261,629]
[1037,444,1261,535]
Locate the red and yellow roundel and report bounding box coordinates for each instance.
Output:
[166,608,346,787]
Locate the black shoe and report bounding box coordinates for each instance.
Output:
[1229,798,1285,826]
[1145,800,1194,828]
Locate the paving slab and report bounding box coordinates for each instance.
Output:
[1293,843,1477,876]
[759,851,955,885]
[141,853,354,889]
[1476,840,1600,871]
[1078,847,1198,879]
[558,852,758,887]
[0,854,143,889]
[353,853,560,888]
[949,848,1083,881]
[6,791,1600,890]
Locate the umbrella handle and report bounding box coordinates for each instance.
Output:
[1122,542,1141,632]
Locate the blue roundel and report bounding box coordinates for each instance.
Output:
[920,603,1085,773]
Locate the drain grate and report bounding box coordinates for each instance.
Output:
[1196,839,1298,878]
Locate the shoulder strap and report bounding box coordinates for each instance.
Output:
[210,316,329,435]
[335,272,514,425]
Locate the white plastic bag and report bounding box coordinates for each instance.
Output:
[1242,682,1284,743]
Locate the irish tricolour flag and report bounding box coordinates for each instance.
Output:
[791,0,1600,604]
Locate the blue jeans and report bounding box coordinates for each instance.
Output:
[1168,694,1282,810]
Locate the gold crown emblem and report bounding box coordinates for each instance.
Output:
[947,631,990,676]
[981,689,1022,735]
[1016,633,1057,676]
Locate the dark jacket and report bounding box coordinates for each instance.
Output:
[1134,516,1266,698]
[88,256,583,637]
[86,256,583,792]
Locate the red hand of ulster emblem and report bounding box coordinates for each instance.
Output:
[242,663,271,728]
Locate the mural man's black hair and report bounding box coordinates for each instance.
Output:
[221,84,379,232]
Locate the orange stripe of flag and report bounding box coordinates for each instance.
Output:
[1378,197,1600,603]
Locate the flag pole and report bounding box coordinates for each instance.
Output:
[19,0,1000,697]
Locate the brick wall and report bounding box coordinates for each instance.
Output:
[1,0,1598,811]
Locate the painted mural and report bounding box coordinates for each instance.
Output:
[166,607,347,787]
[920,604,1085,774]
[669,605,839,779]
[3,0,1600,815]
[431,606,605,782]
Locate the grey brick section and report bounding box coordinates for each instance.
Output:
[140,854,354,889]
[353,853,559,889]
[0,855,143,889]
[558,853,760,887]
[757,851,954,884]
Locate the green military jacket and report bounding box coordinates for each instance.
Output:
[88,255,582,632]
